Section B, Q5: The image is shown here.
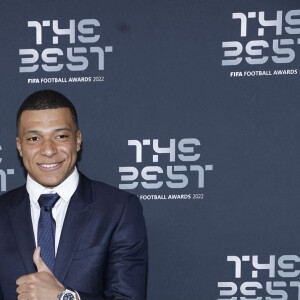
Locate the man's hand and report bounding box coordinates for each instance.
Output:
[16,247,65,300]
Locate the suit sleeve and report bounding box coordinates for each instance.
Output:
[76,194,147,300]
[103,194,148,300]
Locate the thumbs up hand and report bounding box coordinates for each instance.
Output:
[16,247,64,300]
[33,246,52,273]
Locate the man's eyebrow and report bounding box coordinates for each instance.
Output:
[54,127,72,132]
[23,128,72,135]
[24,130,40,135]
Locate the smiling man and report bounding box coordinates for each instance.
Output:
[16,107,81,188]
[0,90,147,300]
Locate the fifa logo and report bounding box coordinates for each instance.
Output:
[119,138,213,190]
[0,145,15,192]
[19,19,113,72]
[222,9,300,66]
[218,254,300,299]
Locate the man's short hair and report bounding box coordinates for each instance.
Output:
[16,89,78,130]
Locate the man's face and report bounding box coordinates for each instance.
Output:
[16,108,82,188]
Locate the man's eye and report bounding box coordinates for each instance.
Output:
[57,134,67,139]
[28,137,39,141]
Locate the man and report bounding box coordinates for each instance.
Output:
[0,90,147,300]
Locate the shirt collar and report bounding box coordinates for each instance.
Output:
[26,167,79,204]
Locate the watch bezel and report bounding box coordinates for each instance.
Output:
[58,289,76,300]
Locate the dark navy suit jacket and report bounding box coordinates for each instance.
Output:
[0,173,147,300]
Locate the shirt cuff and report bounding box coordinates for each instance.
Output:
[75,290,81,300]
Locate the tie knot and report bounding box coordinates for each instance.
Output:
[38,193,60,211]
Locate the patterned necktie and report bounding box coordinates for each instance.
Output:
[37,193,60,271]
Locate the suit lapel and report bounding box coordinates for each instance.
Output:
[9,186,36,274]
[54,174,94,283]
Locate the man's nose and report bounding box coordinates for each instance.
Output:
[40,139,57,157]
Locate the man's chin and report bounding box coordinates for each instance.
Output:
[37,177,63,189]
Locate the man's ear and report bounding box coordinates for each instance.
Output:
[16,137,23,157]
[76,130,82,152]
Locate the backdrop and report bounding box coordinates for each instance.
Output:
[1,0,300,299]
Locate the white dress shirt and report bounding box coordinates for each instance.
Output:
[26,167,81,299]
[26,167,79,255]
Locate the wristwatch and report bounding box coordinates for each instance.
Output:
[58,289,76,300]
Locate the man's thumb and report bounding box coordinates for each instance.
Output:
[33,247,52,273]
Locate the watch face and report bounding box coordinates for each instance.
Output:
[63,292,75,300]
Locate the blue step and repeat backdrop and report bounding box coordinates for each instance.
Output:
[1,0,300,299]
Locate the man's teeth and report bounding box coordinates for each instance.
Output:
[40,163,59,168]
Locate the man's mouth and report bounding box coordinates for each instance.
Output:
[38,162,62,169]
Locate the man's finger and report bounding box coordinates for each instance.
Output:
[16,284,28,294]
[16,275,28,286]
[33,246,52,273]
